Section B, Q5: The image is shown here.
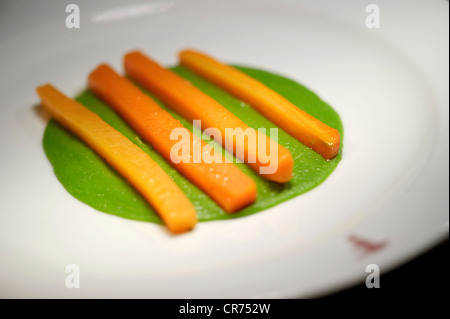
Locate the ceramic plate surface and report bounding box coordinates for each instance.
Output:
[0,0,448,298]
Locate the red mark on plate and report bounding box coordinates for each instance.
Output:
[349,235,388,253]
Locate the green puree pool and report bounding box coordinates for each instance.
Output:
[43,65,343,224]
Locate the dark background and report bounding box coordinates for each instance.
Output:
[323,239,448,299]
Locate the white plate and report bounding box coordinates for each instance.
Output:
[0,0,448,298]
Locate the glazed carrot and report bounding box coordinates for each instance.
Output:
[124,51,293,183]
[36,84,196,234]
[88,64,257,212]
[179,49,341,160]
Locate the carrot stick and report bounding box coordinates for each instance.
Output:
[123,51,293,183]
[88,64,257,213]
[179,49,341,160]
[36,84,197,234]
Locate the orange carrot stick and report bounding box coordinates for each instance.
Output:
[124,51,293,183]
[179,49,341,160]
[88,64,257,213]
[36,84,197,234]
